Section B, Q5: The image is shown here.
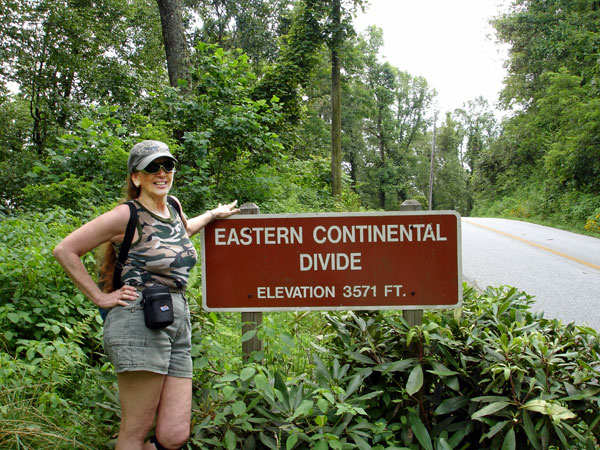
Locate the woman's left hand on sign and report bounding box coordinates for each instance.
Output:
[213,200,241,219]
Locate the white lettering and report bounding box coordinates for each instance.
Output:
[387,224,398,242]
[227,228,240,245]
[256,285,336,299]
[215,226,303,245]
[423,224,435,241]
[436,224,447,241]
[412,224,424,241]
[215,228,226,245]
[264,227,276,244]
[400,225,412,241]
[300,254,312,271]
[299,252,362,271]
[240,227,252,245]
[313,226,327,244]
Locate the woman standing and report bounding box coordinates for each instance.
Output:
[53,140,239,450]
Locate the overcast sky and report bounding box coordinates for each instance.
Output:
[353,0,511,115]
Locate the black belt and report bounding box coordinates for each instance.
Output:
[132,285,185,294]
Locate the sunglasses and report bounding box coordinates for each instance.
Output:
[141,159,176,174]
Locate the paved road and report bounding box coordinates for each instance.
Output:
[461,218,600,331]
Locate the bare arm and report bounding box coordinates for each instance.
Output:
[52,204,138,308]
[184,200,241,237]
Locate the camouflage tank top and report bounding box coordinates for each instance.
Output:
[117,200,197,289]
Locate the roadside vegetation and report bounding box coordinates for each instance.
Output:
[1,0,599,448]
[1,209,599,449]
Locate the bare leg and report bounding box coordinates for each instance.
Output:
[115,371,165,450]
[146,376,192,449]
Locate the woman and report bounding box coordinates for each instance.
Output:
[53,140,240,450]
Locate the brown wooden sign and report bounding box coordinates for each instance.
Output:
[201,211,462,312]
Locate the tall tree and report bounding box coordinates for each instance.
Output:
[330,0,343,196]
[191,0,292,70]
[431,113,471,214]
[156,0,190,88]
[0,0,166,153]
[454,97,498,173]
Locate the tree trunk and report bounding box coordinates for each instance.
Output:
[377,105,386,209]
[330,0,342,197]
[156,0,189,88]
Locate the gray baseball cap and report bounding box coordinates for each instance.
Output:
[127,140,177,173]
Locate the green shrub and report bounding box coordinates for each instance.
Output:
[188,285,600,449]
[20,175,100,212]
[0,352,110,450]
[0,209,103,357]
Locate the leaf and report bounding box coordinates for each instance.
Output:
[217,373,239,383]
[240,366,256,381]
[347,351,376,365]
[428,362,458,376]
[232,400,246,417]
[522,410,541,450]
[434,396,470,415]
[7,312,21,323]
[408,413,433,450]
[502,428,516,450]
[482,420,509,440]
[561,386,600,401]
[484,347,506,361]
[241,329,257,342]
[350,433,371,450]
[286,433,298,450]
[289,399,313,421]
[274,371,289,409]
[225,429,237,450]
[522,400,576,421]
[222,386,235,400]
[406,365,423,396]
[315,415,328,427]
[259,432,278,450]
[317,398,329,414]
[254,373,269,390]
[314,440,328,450]
[437,438,452,450]
[343,373,363,400]
[471,401,511,420]
[313,354,331,382]
[380,358,415,374]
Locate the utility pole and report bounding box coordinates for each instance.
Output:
[428,112,437,210]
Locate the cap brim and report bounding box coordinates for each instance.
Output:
[134,153,178,171]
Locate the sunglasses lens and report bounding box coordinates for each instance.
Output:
[143,160,175,173]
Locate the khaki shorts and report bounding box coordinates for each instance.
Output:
[103,290,192,378]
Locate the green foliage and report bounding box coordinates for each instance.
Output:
[475,1,600,224]
[472,179,600,235]
[1,204,598,449]
[254,155,363,214]
[0,209,103,355]
[0,351,112,449]
[21,175,100,211]
[186,285,600,449]
[151,43,284,212]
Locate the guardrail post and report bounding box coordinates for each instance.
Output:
[400,200,424,327]
[240,203,263,360]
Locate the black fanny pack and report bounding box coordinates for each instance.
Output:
[142,285,174,329]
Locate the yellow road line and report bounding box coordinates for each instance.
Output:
[463,220,600,272]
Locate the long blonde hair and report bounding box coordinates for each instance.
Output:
[98,176,141,292]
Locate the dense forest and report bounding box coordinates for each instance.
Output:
[1,0,599,449]
[1,0,599,226]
